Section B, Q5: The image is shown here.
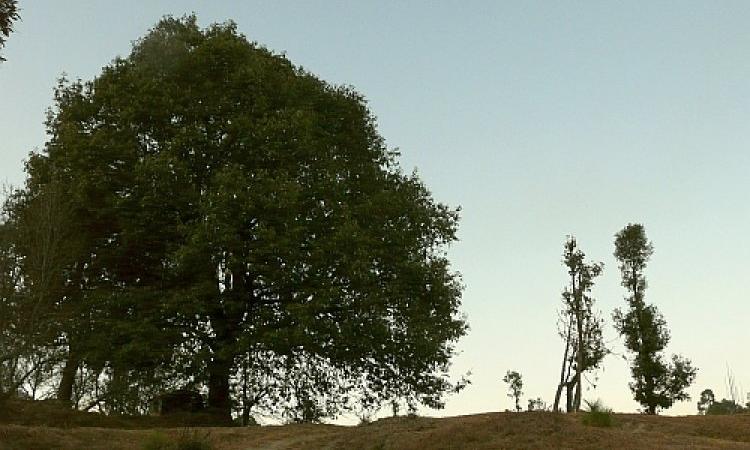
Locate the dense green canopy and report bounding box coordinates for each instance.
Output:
[4,16,467,420]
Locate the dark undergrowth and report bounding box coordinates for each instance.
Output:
[0,398,232,429]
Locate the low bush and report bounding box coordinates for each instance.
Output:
[140,429,213,450]
[141,432,173,450]
[581,400,613,427]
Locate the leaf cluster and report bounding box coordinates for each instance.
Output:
[0,0,19,61]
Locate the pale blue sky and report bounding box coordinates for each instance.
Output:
[2,1,750,418]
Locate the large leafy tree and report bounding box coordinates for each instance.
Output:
[552,236,606,413]
[18,16,467,420]
[612,224,696,414]
[0,0,19,61]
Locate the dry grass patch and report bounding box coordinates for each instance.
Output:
[4,401,750,450]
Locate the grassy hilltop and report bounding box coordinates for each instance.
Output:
[2,400,750,449]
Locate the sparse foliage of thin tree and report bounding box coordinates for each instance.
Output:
[0,203,23,399]
[553,236,606,413]
[503,370,523,412]
[0,182,81,401]
[724,366,744,408]
[612,223,697,414]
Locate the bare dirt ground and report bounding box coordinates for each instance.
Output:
[3,400,750,449]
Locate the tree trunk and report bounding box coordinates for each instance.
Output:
[565,382,574,413]
[632,271,657,415]
[573,273,585,412]
[573,372,582,411]
[242,403,251,426]
[241,355,250,426]
[553,382,564,413]
[207,353,233,422]
[554,315,574,412]
[57,349,78,405]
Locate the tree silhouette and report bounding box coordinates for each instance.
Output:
[697,389,715,415]
[11,16,467,420]
[553,236,606,412]
[612,224,696,414]
[503,370,523,412]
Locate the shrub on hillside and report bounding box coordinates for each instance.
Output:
[141,429,213,450]
[706,399,746,415]
[581,400,613,427]
[142,432,172,450]
[527,397,549,412]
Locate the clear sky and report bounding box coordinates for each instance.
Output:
[2,0,750,418]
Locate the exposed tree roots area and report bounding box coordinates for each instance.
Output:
[2,401,750,449]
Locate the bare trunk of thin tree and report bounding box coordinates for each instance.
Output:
[553,381,564,413]
[573,316,584,410]
[554,314,574,412]
[573,373,582,411]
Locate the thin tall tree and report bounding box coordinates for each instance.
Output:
[612,223,696,414]
[503,370,523,412]
[553,237,606,412]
